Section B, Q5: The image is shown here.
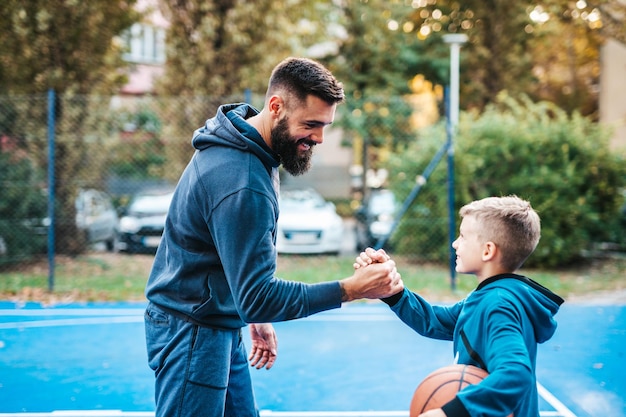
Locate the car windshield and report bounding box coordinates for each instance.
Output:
[279,189,326,210]
[369,191,396,216]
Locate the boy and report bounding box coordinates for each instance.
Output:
[356,195,564,417]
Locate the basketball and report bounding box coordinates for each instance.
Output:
[410,364,512,416]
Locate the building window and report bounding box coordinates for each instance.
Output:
[123,23,166,64]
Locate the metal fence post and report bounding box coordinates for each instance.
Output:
[443,34,468,291]
[47,89,56,292]
[445,87,457,291]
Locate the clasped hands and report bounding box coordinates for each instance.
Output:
[344,247,404,301]
[248,248,403,371]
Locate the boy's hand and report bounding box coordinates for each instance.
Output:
[353,247,390,269]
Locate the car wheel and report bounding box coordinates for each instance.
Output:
[105,235,118,252]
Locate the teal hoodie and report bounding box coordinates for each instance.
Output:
[145,103,342,329]
[383,274,564,417]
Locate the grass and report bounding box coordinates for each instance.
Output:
[0,252,624,305]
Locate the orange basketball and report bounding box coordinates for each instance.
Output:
[410,364,513,417]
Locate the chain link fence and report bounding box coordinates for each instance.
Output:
[0,91,451,271]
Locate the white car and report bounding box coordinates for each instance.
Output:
[276,188,344,255]
[118,189,174,253]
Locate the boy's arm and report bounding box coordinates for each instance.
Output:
[356,247,458,340]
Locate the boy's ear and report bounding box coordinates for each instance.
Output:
[482,241,498,262]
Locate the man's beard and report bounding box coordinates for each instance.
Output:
[270,117,315,176]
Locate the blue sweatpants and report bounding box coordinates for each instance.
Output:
[144,303,259,417]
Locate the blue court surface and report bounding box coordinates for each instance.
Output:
[0,300,624,417]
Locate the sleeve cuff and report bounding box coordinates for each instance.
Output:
[380,289,404,306]
[441,396,471,417]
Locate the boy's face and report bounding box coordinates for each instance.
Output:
[452,215,484,275]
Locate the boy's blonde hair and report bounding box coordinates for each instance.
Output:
[459,195,541,271]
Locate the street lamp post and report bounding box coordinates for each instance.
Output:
[443,33,467,291]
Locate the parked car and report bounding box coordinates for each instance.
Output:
[74,188,120,251]
[354,188,398,251]
[118,188,174,253]
[276,188,344,255]
[34,188,119,252]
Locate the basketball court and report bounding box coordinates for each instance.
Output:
[0,301,624,417]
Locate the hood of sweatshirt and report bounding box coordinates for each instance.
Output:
[191,103,279,170]
[477,273,564,343]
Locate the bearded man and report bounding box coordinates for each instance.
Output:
[143,57,404,417]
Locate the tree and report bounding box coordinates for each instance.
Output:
[153,0,339,177]
[388,94,626,267]
[0,151,48,266]
[0,1,141,255]
[391,0,626,117]
[526,0,626,118]
[0,0,139,93]
[329,1,445,191]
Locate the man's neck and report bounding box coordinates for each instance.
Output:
[246,111,271,147]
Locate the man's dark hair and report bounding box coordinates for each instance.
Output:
[267,57,345,105]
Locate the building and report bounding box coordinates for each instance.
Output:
[120,0,167,96]
[599,38,626,153]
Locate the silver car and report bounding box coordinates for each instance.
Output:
[74,188,120,251]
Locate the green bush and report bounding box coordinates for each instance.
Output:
[0,152,48,267]
[388,94,626,268]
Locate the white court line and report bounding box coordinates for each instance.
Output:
[537,382,578,417]
[0,307,146,329]
[0,413,154,417]
[0,413,409,417]
[0,316,143,329]
[260,413,408,416]
[0,411,574,417]
[0,308,397,321]
[0,309,398,329]
[0,309,145,316]
[0,385,578,417]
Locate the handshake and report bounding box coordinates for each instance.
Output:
[339,247,405,302]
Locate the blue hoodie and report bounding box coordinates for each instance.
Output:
[383,274,564,417]
[145,103,342,329]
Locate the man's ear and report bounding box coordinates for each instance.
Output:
[482,241,498,262]
[268,95,284,119]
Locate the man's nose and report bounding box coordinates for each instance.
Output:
[309,127,325,144]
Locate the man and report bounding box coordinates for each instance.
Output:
[144,57,404,417]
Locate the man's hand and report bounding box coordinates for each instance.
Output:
[248,323,277,370]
